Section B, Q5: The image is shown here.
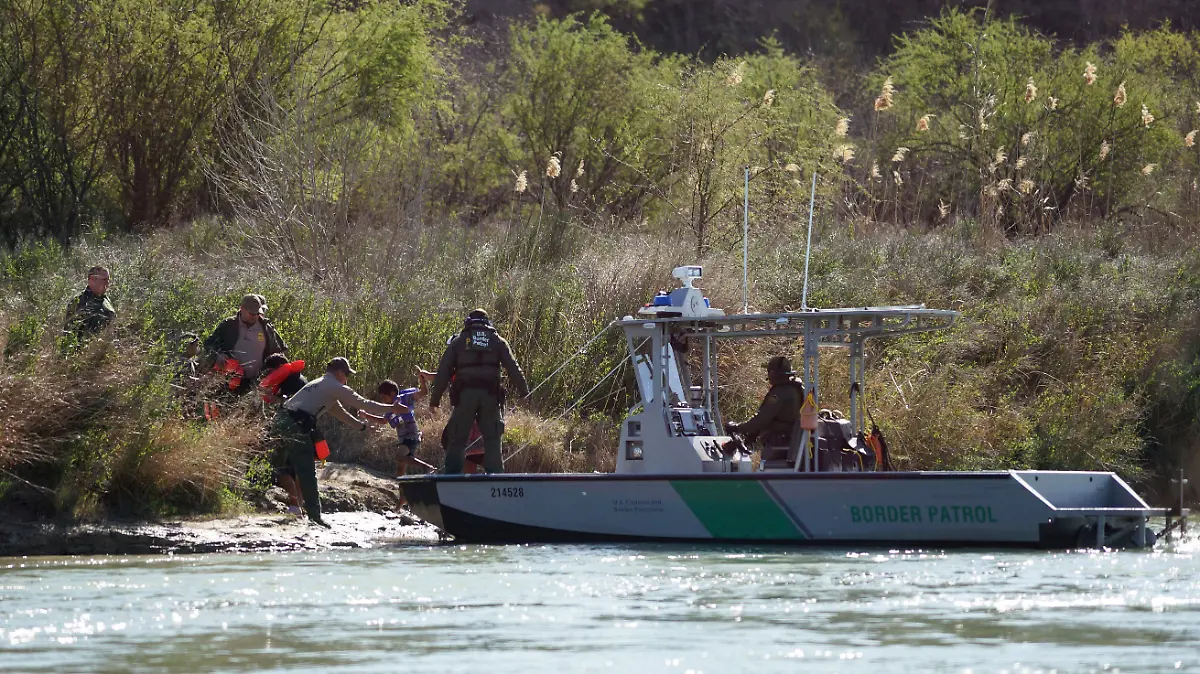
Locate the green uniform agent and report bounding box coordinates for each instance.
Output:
[270,410,319,514]
[65,266,116,337]
[430,309,529,474]
[276,357,397,526]
[726,356,804,447]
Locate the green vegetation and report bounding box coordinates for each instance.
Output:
[3,4,1200,519]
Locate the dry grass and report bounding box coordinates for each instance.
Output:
[0,333,269,518]
[133,416,263,512]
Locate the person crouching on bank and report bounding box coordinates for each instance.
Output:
[272,357,407,527]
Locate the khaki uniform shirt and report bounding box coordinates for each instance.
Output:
[232,321,267,378]
[284,374,391,419]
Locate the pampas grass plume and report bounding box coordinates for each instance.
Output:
[874,77,895,111]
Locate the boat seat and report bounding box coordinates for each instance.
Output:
[761,420,804,470]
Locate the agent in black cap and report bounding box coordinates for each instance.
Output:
[275,355,406,527]
[726,355,804,447]
[429,308,529,473]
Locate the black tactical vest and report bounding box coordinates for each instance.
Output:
[455,325,501,389]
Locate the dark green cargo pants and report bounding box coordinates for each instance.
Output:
[444,387,505,474]
[271,411,322,520]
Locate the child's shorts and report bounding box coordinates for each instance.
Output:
[400,437,419,457]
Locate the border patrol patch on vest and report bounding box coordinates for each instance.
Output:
[467,329,492,350]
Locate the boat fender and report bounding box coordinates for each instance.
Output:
[800,391,818,431]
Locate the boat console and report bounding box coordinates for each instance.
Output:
[617,265,957,476]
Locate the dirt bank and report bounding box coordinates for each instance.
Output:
[0,463,440,557]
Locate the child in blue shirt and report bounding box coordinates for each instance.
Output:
[365,379,436,475]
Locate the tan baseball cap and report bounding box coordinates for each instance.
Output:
[240,293,267,316]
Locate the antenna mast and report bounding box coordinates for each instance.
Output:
[801,171,817,310]
[742,166,750,315]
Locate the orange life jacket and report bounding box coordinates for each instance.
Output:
[214,358,246,390]
[259,360,305,400]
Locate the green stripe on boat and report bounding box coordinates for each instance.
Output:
[670,480,805,539]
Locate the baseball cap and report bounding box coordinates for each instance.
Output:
[326,356,357,375]
[240,293,267,316]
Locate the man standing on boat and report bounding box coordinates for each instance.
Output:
[429,309,529,474]
[726,356,803,448]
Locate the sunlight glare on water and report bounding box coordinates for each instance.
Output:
[2,534,1199,673]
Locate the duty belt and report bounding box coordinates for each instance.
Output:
[287,408,318,432]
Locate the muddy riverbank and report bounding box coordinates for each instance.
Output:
[0,463,439,557]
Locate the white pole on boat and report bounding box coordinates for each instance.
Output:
[801,171,817,309]
[743,166,750,315]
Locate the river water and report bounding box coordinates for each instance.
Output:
[2,530,1199,673]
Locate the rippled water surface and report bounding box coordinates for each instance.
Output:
[3,532,1200,673]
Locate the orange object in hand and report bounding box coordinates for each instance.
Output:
[314,439,330,460]
[213,358,246,391]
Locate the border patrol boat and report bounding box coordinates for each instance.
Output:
[399,266,1166,549]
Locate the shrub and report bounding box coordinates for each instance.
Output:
[864,9,1180,232]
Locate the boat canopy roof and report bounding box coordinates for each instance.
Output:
[618,305,959,345]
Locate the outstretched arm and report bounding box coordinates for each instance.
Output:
[416,369,436,398]
[428,344,458,407]
[330,402,367,429]
[332,385,404,417]
[498,338,529,399]
[360,411,390,425]
[730,392,785,437]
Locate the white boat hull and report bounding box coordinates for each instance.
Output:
[399,470,1163,549]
